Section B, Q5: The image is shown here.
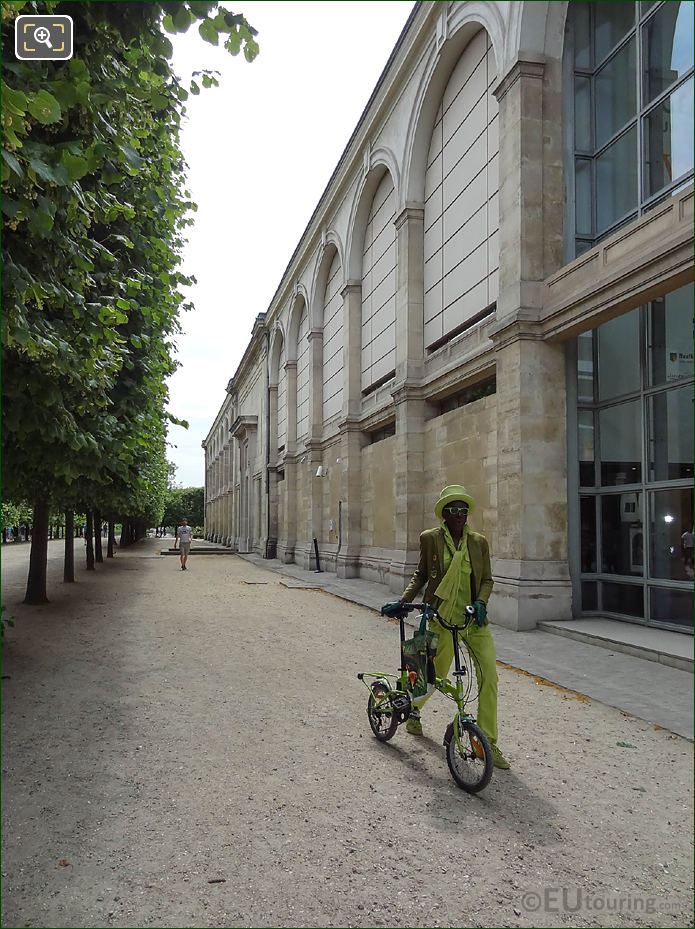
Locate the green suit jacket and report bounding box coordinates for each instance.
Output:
[401,527,494,607]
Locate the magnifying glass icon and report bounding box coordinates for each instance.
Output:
[33,26,53,49]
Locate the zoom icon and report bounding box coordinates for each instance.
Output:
[15,15,73,60]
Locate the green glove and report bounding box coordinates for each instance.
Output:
[472,599,488,627]
[381,600,405,618]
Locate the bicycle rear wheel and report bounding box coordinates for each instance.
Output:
[367,685,398,742]
[444,718,493,793]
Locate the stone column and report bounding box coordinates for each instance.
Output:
[278,362,297,562]
[223,442,232,546]
[214,454,221,543]
[389,207,426,592]
[202,443,208,539]
[336,281,363,577]
[307,329,324,567]
[267,385,279,557]
[489,56,571,629]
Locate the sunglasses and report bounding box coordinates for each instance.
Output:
[443,506,469,516]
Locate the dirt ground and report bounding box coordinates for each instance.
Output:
[1,539,693,929]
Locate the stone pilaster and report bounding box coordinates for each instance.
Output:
[278,362,297,563]
[336,421,367,578]
[267,385,279,558]
[306,329,324,567]
[336,281,364,577]
[394,206,425,381]
[389,207,426,591]
[489,56,571,629]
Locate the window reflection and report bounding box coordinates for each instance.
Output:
[649,386,694,481]
[648,283,694,385]
[580,497,597,570]
[650,586,694,628]
[575,285,693,630]
[600,401,642,485]
[579,412,595,486]
[577,331,594,401]
[568,0,694,255]
[642,0,694,104]
[601,492,643,575]
[649,487,694,581]
[602,581,645,617]
[596,40,637,147]
[598,310,640,400]
[594,2,635,63]
[581,580,598,610]
[644,78,694,196]
[596,126,638,232]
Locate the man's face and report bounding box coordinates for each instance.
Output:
[182,520,187,526]
[443,500,469,533]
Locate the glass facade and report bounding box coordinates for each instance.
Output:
[573,283,694,631]
[567,1,694,257]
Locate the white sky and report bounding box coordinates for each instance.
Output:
[167,1,414,487]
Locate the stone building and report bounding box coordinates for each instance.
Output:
[203,0,694,633]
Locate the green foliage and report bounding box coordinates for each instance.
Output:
[162,486,204,528]
[2,1,258,549]
[1,500,33,528]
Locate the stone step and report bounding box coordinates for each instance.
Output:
[538,618,692,672]
[159,548,235,555]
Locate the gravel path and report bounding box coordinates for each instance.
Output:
[1,540,692,928]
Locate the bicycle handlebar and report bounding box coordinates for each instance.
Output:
[381,601,475,630]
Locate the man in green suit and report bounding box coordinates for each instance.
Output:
[385,484,509,769]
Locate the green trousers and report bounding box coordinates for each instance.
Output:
[419,621,498,745]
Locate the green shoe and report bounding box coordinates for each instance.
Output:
[406,713,423,735]
[491,744,510,769]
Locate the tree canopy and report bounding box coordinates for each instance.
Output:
[2,0,258,600]
[162,486,204,529]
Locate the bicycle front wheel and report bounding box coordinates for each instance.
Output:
[367,686,398,742]
[445,718,493,793]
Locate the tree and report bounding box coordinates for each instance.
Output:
[162,486,204,530]
[2,1,258,602]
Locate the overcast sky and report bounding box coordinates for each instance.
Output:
[167,1,414,487]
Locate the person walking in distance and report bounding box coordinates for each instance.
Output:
[383,484,510,769]
[177,518,193,571]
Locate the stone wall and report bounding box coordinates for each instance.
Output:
[359,436,396,584]
[422,394,497,547]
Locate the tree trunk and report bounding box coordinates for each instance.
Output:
[85,510,95,570]
[24,500,50,604]
[120,519,127,547]
[94,509,103,563]
[64,511,75,583]
[107,521,115,558]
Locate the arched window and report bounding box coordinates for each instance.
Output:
[361,171,396,392]
[567,0,693,257]
[322,251,343,423]
[296,304,310,443]
[423,29,498,350]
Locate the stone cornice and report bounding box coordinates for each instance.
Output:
[390,382,426,404]
[231,415,258,440]
[488,316,545,351]
[395,205,425,230]
[541,185,694,341]
[307,329,323,343]
[492,54,545,101]
[341,280,362,298]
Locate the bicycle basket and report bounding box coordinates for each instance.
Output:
[401,613,438,700]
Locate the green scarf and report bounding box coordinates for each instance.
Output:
[434,523,472,623]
